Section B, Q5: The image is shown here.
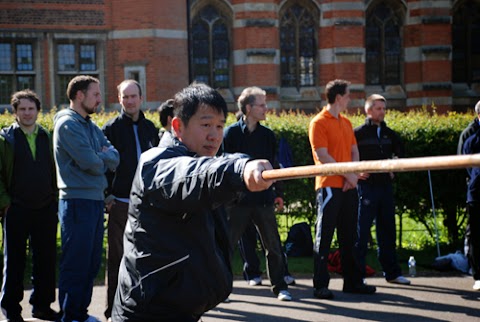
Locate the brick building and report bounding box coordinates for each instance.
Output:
[0,0,479,113]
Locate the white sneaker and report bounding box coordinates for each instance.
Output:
[387,276,411,285]
[277,290,292,301]
[248,277,262,286]
[284,275,296,285]
[473,280,480,291]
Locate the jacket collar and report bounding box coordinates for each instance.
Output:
[0,122,47,145]
[119,109,146,124]
[158,130,195,157]
[239,117,259,134]
[365,117,387,128]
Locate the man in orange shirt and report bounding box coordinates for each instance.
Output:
[308,79,376,299]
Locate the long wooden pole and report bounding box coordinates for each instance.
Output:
[262,154,480,181]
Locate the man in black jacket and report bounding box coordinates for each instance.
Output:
[354,94,410,285]
[460,100,480,291]
[111,82,275,321]
[223,86,292,301]
[102,80,159,321]
[0,90,59,322]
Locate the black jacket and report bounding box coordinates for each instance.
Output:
[222,118,282,206]
[112,132,251,321]
[463,128,480,203]
[458,118,479,155]
[354,118,404,185]
[102,110,159,199]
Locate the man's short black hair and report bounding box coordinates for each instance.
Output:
[325,79,350,104]
[173,82,227,126]
[157,99,174,127]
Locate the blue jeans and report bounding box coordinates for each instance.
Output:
[58,199,105,322]
[356,183,401,280]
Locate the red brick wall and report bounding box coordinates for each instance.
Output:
[0,0,477,111]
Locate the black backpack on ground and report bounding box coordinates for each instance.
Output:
[284,222,313,257]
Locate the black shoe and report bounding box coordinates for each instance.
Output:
[6,315,24,322]
[32,307,60,321]
[313,287,334,299]
[343,283,376,294]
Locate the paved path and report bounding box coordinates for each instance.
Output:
[2,275,479,321]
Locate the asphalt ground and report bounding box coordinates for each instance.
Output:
[2,274,479,322]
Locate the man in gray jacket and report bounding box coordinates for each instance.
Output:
[53,75,119,322]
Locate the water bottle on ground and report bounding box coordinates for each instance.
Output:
[408,256,417,277]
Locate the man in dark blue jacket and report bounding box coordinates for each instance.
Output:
[223,86,292,301]
[102,79,159,321]
[354,94,410,286]
[111,82,275,321]
[462,100,480,291]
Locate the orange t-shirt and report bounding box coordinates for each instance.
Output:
[308,107,357,190]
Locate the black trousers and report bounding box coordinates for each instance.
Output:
[0,202,57,317]
[105,200,129,319]
[313,187,362,289]
[466,202,480,280]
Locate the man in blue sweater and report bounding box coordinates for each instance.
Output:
[53,75,119,322]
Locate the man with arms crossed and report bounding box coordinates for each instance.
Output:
[54,75,119,322]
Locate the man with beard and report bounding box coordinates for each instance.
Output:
[53,75,119,322]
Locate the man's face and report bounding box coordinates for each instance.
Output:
[175,104,225,157]
[15,98,38,129]
[119,82,142,119]
[80,82,102,115]
[247,95,267,122]
[368,100,386,124]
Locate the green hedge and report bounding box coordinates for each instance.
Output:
[261,108,473,245]
[1,107,474,244]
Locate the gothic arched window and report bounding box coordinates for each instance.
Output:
[366,1,402,87]
[452,0,480,85]
[191,5,230,88]
[280,3,316,89]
